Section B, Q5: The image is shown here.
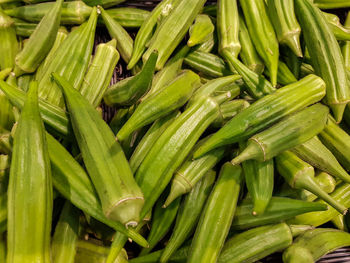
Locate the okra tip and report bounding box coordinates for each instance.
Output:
[330,103,347,124]
[163,183,184,208]
[284,33,303,58]
[231,142,262,165]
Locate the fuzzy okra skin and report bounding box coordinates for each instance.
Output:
[53,73,144,227]
[188,14,214,47]
[103,51,158,107]
[116,70,200,142]
[7,82,53,263]
[219,223,293,263]
[283,228,350,263]
[143,0,206,70]
[37,8,97,107]
[79,39,119,107]
[0,8,18,70]
[188,163,242,263]
[240,0,279,86]
[194,74,326,159]
[295,0,350,123]
[15,0,63,73]
[160,171,216,263]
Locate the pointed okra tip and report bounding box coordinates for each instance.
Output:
[330,103,347,124]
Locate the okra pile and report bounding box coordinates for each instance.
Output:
[2,0,350,262]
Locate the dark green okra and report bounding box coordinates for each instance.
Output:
[231,197,327,230]
[188,14,214,47]
[188,163,242,263]
[116,70,200,142]
[0,8,18,70]
[7,82,53,263]
[194,74,326,158]
[103,51,158,107]
[240,0,279,86]
[283,228,350,263]
[53,73,144,227]
[160,171,216,263]
[295,0,350,122]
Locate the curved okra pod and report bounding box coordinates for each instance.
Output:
[15,0,63,73]
[212,99,249,128]
[100,6,133,64]
[103,51,157,107]
[276,151,347,214]
[7,82,53,263]
[218,223,293,263]
[266,0,302,57]
[323,12,350,41]
[232,104,329,164]
[188,163,242,263]
[79,39,120,107]
[238,14,264,74]
[160,171,216,263]
[4,1,92,24]
[319,116,350,172]
[283,228,350,263]
[231,197,327,230]
[194,74,326,158]
[313,0,350,9]
[51,202,80,263]
[223,51,275,99]
[264,60,298,86]
[240,141,274,216]
[295,0,350,123]
[0,8,18,70]
[217,0,240,58]
[37,8,98,107]
[300,172,336,202]
[143,0,206,70]
[53,73,144,227]
[188,14,214,47]
[292,136,350,183]
[240,0,279,86]
[116,70,200,142]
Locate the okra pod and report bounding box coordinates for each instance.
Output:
[264,60,298,86]
[143,0,206,70]
[103,51,157,107]
[323,12,350,41]
[160,171,216,263]
[80,39,120,107]
[116,70,200,142]
[188,14,214,47]
[283,228,350,263]
[240,0,279,86]
[194,74,326,158]
[212,99,249,128]
[300,172,337,202]
[53,73,144,227]
[103,8,150,28]
[0,68,11,81]
[276,151,347,214]
[342,12,350,72]
[17,74,33,92]
[15,0,63,73]
[188,163,242,263]
[313,0,350,9]
[332,214,347,231]
[217,0,240,58]
[0,132,11,155]
[83,0,125,8]
[319,116,350,172]
[7,81,53,263]
[266,0,302,57]
[280,45,301,79]
[0,82,15,132]
[0,8,18,70]
[295,0,350,122]
[231,197,327,230]
[37,8,97,107]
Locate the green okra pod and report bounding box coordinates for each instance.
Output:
[219,223,293,263]
[264,60,298,86]
[0,82,15,132]
[83,0,125,8]
[0,132,11,155]
[0,68,11,81]
[231,197,327,230]
[295,0,350,123]
[292,136,350,184]
[313,0,350,9]
[51,202,80,263]
[280,45,301,79]
[300,172,337,202]
[323,12,350,41]
[131,245,190,263]
[194,74,326,158]
[217,0,240,58]
[276,151,347,214]
[17,74,33,92]
[188,14,214,47]
[188,163,242,263]
[319,116,350,172]
[4,1,92,24]
[143,0,206,70]
[212,99,249,128]
[13,18,37,37]
[103,51,157,107]
[332,214,347,231]
[283,228,350,263]
[15,0,63,73]
[232,104,329,165]
[53,73,144,227]
[7,81,53,263]
[160,171,216,263]
[240,0,279,86]
[116,70,200,142]
[102,8,150,28]
[342,12,350,72]
[100,6,133,64]
[0,8,18,70]
[37,8,97,107]
[80,39,120,108]
[266,0,302,57]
